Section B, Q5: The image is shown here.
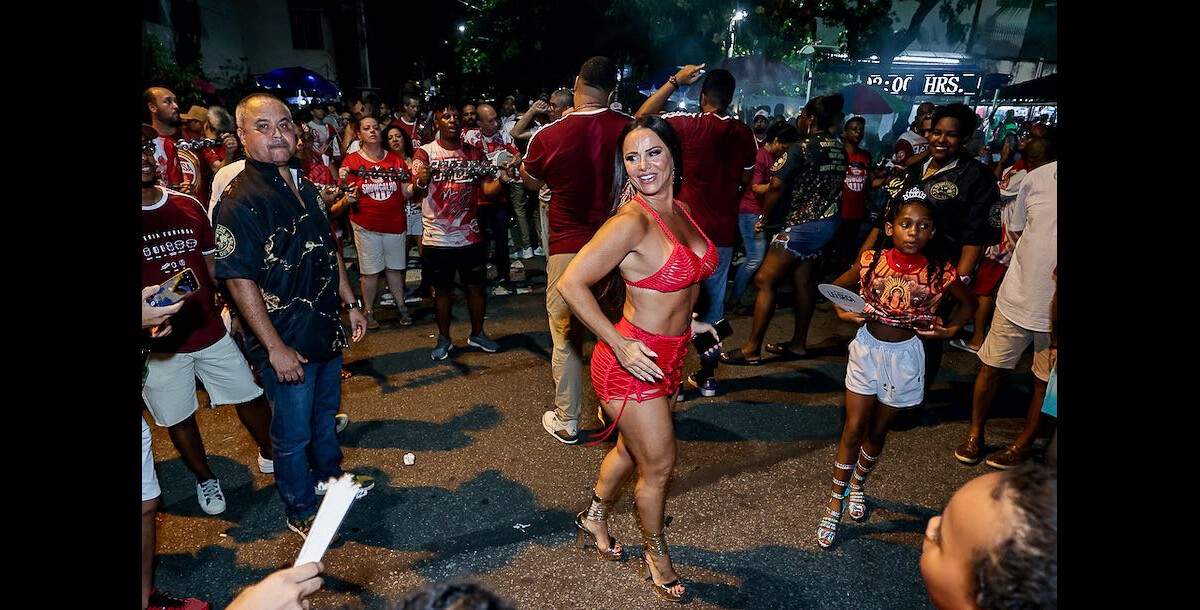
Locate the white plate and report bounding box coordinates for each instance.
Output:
[818,283,866,313]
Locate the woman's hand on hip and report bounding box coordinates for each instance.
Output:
[614,337,663,383]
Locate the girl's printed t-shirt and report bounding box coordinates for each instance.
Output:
[858,249,957,329]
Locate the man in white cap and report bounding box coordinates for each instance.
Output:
[752,108,771,146]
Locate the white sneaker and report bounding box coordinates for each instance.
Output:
[257,454,274,474]
[335,413,350,433]
[379,292,396,306]
[521,247,534,259]
[197,479,227,515]
[542,410,579,444]
[509,250,521,260]
[533,246,545,256]
[491,285,512,296]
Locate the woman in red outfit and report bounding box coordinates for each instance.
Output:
[558,116,721,603]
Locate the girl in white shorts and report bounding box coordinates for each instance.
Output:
[816,190,976,548]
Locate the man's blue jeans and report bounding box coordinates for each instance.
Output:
[731,213,767,305]
[260,353,345,520]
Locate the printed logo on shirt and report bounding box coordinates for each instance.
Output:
[215,224,236,259]
[360,174,398,201]
[929,181,959,200]
[771,152,787,172]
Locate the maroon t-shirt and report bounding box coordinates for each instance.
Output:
[842,147,872,221]
[739,147,774,215]
[141,188,225,353]
[523,108,631,255]
[662,111,758,247]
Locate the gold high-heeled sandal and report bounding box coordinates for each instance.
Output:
[640,529,686,603]
[574,492,623,561]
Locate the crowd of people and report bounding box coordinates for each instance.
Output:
[141,53,1056,609]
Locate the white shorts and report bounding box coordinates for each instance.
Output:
[978,312,1052,382]
[845,325,925,408]
[142,333,264,428]
[142,417,161,501]
[351,221,408,275]
[405,202,423,236]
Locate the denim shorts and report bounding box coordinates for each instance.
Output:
[770,216,840,260]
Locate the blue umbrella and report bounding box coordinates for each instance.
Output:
[256,66,341,98]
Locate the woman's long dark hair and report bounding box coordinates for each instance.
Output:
[609,114,684,211]
[382,123,414,159]
[595,115,685,315]
[860,198,948,294]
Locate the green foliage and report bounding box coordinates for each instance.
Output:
[141,37,206,110]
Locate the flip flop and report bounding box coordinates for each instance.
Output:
[949,338,980,354]
[398,310,414,327]
[765,342,812,360]
[720,348,763,366]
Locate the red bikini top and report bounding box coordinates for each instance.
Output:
[624,195,718,292]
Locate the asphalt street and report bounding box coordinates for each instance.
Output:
[149,256,1044,609]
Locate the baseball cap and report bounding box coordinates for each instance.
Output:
[180,105,209,123]
[754,109,770,120]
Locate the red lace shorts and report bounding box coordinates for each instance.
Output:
[587,318,690,445]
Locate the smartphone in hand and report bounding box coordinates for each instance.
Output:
[692,318,733,354]
[147,268,200,307]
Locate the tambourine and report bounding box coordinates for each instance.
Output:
[345,166,413,182]
[175,138,224,151]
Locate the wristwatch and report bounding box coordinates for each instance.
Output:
[342,298,364,312]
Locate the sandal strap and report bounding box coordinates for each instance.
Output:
[834,461,854,470]
[642,530,670,557]
[859,449,879,462]
[585,491,615,522]
[832,477,848,487]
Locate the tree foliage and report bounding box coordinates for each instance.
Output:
[141,37,206,111]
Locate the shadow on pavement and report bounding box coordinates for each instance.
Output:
[674,401,842,443]
[155,545,278,609]
[668,538,933,609]
[340,404,503,450]
[339,470,575,581]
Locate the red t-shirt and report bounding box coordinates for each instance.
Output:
[462,128,520,207]
[661,111,758,247]
[739,147,774,215]
[201,146,226,169]
[523,108,632,255]
[393,118,424,147]
[412,138,486,247]
[858,249,957,330]
[152,134,184,187]
[842,147,872,221]
[341,149,409,234]
[141,188,225,353]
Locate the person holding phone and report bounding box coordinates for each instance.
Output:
[557,116,721,603]
[815,189,975,548]
[141,124,276,518]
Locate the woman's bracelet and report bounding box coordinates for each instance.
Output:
[667,75,680,89]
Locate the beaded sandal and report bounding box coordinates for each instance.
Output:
[640,529,686,602]
[818,462,853,548]
[847,450,878,521]
[574,492,623,561]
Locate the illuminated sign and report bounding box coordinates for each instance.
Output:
[864,72,983,96]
